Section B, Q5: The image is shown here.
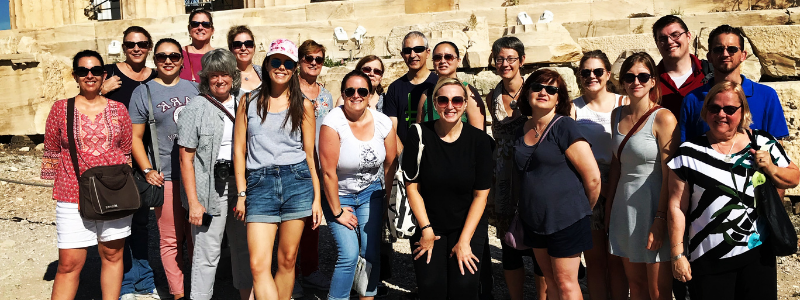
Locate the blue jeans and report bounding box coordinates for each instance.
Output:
[323,180,384,300]
[120,206,156,294]
[245,160,314,223]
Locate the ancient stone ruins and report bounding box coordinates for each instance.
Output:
[2,0,800,191]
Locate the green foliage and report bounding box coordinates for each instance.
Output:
[324,57,343,68]
[670,8,684,16]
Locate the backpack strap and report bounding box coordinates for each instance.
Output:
[403,123,425,181]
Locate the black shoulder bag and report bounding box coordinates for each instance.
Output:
[67,98,141,220]
[133,84,164,207]
[747,129,798,256]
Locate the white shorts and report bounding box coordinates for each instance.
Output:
[55,202,132,249]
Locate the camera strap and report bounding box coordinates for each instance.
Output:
[201,93,236,122]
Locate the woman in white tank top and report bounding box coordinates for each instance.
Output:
[570,50,629,300]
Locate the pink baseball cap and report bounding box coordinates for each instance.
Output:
[267,39,299,62]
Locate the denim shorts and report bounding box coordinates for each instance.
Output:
[245,160,314,223]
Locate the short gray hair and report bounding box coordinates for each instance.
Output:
[403,31,428,48]
[198,48,241,96]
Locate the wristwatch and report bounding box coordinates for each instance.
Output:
[142,168,153,174]
[237,191,246,197]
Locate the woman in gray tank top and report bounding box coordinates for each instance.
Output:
[232,39,322,300]
[606,52,679,300]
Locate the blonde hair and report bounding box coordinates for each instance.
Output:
[701,81,752,132]
[432,77,467,98]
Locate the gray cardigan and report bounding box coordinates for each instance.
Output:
[177,91,252,215]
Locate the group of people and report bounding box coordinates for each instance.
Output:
[40,9,798,300]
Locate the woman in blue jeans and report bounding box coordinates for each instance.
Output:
[318,70,397,300]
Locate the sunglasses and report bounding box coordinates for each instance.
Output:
[401,46,426,55]
[344,87,369,98]
[231,40,255,49]
[711,45,741,55]
[361,66,383,76]
[303,55,325,65]
[74,66,105,77]
[622,73,652,84]
[189,21,212,28]
[530,83,559,95]
[270,58,296,70]
[435,96,465,108]
[432,53,457,62]
[580,68,605,78]
[123,41,150,49]
[707,104,742,115]
[155,52,183,63]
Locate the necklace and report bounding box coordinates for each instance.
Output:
[243,64,255,81]
[503,79,524,109]
[712,132,739,162]
[532,126,540,138]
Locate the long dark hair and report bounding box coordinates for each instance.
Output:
[256,55,304,133]
[519,69,571,117]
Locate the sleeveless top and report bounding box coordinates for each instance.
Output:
[490,82,528,217]
[245,100,306,169]
[608,106,670,263]
[573,94,624,182]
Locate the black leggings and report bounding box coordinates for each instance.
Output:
[410,230,486,300]
[687,249,776,300]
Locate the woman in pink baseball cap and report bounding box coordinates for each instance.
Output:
[232,38,323,300]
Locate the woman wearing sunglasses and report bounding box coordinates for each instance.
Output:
[667,81,799,299]
[233,39,322,300]
[514,68,600,300]
[338,55,386,111]
[42,50,132,300]
[318,70,397,300]
[177,49,254,300]
[415,41,486,130]
[129,38,199,300]
[606,52,677,300]
[228,25,261,93]
[403,77,494,300]
[181,9,214,83]
[571,50,629,300]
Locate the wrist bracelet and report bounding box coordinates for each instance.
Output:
[420,224,432,231]
[671,252,685,261]
[334,208,345,218]
[672,241,684,248]
[654,215,666,221]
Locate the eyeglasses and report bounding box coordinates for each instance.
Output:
[707,104,741,115]
[401,46,426,55]
[303,55,325,65]
[74,66,104,77]
[123,41,150,49]
[435,96,465,108]
[231,40,255,49]
[494,56,520,65]
[189,21,212,28]
[622,73,652,84]
[656,31,688,44]
[344,87,369,98]
[361,66,383,76]
[530,83,559,95]
[432,53,457,62]
[711,45,741,55]
[155,52,183,63]
[580,68,605,78]
[270,58,296,70]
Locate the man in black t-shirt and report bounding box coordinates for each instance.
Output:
[383,31,439,152]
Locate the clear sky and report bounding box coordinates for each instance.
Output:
[0,1,9,30]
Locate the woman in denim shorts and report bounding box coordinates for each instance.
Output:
[232,39,323,300]
[318,70,397,300]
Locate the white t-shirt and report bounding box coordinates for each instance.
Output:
[573,94,624,181]
[216,99,236,161]
[670,70,692,89]
[321,106,393,195]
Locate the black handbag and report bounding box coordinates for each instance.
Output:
[133,84,164,207]
[747,129,798,256]
[67,98,141,220]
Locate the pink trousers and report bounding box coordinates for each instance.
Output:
[155,181,193,295]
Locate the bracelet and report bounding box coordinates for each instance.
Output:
[420,224,432,231]
[333,208,345,219]
[672,242,684,248]
[671,252,685,261]
[654,215,666,221]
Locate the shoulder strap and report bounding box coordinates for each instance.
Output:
[201,94,236,122]
[522,115,563,171]
[145,84,161,172]
[184,46,196,82]
[425,89,434,122]
[66,98,81,179]
[403,123,425,181]
[617,95,624,107]
[617,105,662,159]
[747,129,759,151]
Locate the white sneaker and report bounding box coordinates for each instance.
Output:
[302,270,331,290]
[293,280,305,299]
[141,288,160,299]
[119,294,137,300]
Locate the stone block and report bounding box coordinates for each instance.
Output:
[578,33,670,69]
[353,0,406,20]
[468,70,502,97]
[405,0,454,14]
[306,1,356,20]
[696,27,761,82]
[504,23,582,64]
[741,25,800,78]
[763,81,800,195]
[386,18,488,58]
[464,49,492,69]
